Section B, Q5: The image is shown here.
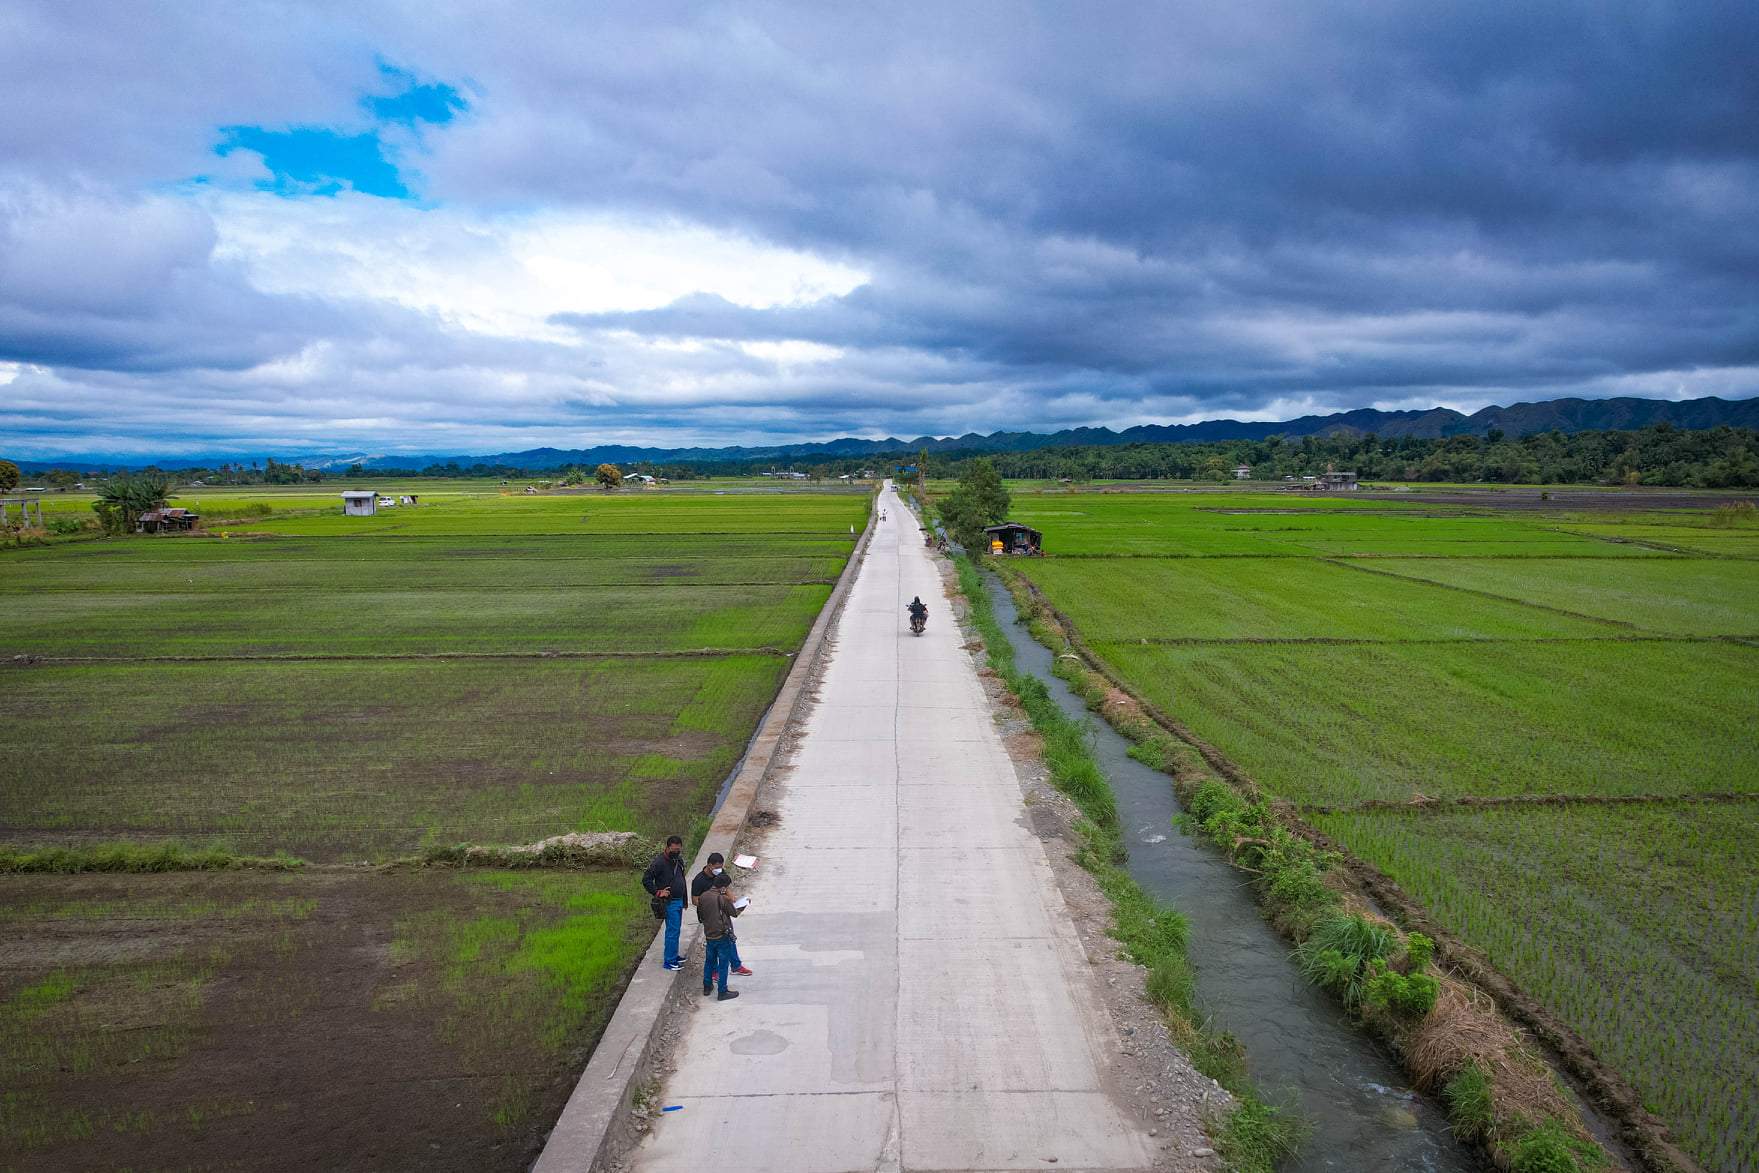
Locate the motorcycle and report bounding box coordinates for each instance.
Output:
[908,609,927,636]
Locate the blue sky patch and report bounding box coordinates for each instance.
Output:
[209,61,466,199]
[364,61,467,126]
[216,125,409,197]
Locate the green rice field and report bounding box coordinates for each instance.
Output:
[0,481,868,1171]
[1001,485,1759,1173]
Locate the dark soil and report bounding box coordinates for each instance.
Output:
[1,870,604,1173]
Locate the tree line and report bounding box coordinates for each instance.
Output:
[10,422,1759,490]
[925,423,1759,487]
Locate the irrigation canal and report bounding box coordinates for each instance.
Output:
[984,572,1485,1173]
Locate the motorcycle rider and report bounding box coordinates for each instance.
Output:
[906,596,928,631]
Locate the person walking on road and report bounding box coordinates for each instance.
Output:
[692,853,753,976]
[697,871,744,1001]
[642,834,689,971]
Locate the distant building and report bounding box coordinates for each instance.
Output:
[625,473,657,486]
[341,490,378,516]
[1233,465,1252,480]
[1286,471,1360,492]
[136,507,199,534]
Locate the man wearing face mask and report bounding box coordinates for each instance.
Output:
[692,853,753,978]
[642,834,689,971]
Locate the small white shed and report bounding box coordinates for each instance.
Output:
[341,491,378,516]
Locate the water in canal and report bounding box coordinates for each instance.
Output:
[985,574,1483,1173]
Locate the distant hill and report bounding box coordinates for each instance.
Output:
[16,393,1757,472]
[340,394,1759,470]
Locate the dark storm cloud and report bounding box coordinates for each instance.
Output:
[1,1,1757,455]
[497,0,1759,419]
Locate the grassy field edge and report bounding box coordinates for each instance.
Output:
[992,564,1700,1173]
[950,554,1302,1173]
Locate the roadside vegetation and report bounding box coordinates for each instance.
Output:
[973,484,1754,1173]
[0,482,868,1170]
[953,555,1301,1173]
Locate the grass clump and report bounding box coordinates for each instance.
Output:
[0,842,304,874]
[1441,1061,1494,1142]
[1707,499,1757,527]
[1506,1119,1607,1173]
[1294,913,1393,1007]
[418,834,654,871]
[1216,1099,1304,1173]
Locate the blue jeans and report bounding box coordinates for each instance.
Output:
[662,898,684,966]
[726,933,742,971]
[703,936,733,993]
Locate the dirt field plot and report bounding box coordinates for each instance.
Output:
[0,654,785,860]
[1,535,853,591]
[0,869,651,1172]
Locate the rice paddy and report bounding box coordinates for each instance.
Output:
[1003,485,1759,1173]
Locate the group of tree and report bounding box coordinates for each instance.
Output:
[90,473,174,534]
[556,463,624,487]
[936,459,1011,550]
[9,421,1758,492]
[919,423,1759,488]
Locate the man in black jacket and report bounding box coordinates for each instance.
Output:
[642,834,688,970]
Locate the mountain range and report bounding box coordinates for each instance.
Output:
[16,394,1758,473]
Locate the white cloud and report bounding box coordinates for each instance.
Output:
[203,190,868,344]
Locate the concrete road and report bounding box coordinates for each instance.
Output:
[631,483,1156,1173]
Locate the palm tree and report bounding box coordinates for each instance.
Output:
[92,473,172,533]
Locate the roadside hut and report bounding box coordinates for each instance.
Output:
[983,522,1043,556]
[341,490,378,516]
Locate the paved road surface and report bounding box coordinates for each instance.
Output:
[631,483,1156,1173]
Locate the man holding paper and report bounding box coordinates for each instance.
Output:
[696,870,746,1001]
[691,854,753,977]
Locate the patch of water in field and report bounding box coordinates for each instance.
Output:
[985,573,1484,1173]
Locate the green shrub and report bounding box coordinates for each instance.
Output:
[1362,959,1439,1018]
[1295,913,1394,1006]
[1442,1062,1493,1142]
[1403,931,1435,970]
[1299,946,1359,995]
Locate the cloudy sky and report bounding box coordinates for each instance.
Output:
[3,1,1757,460]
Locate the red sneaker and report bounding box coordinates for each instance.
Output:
[733,966,754,976]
